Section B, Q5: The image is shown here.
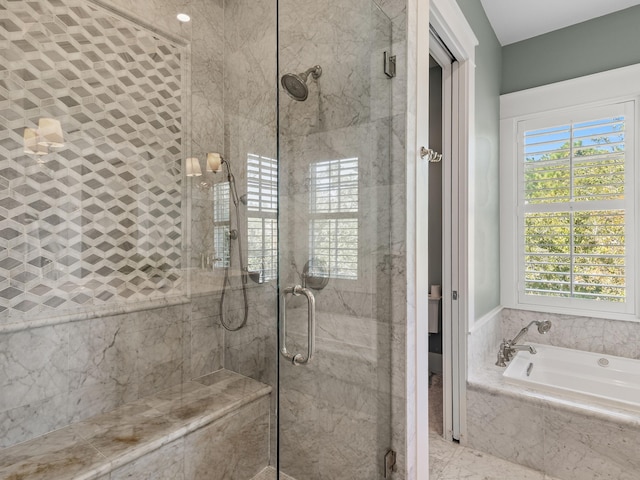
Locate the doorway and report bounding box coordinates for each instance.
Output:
[428,32,459,442]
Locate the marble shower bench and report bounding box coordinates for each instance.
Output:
[0,370,271,480]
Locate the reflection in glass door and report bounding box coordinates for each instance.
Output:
[277,1,395,478]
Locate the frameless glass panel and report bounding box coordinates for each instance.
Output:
[277,1,394,478]
[0,0,279,477]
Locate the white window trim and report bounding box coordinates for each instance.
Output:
[500,64,640,322]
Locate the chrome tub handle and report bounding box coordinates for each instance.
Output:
[279,285,316,366]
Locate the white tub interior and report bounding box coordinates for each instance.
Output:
[503,343,640,411]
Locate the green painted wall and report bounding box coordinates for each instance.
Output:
[502,5,640,94]
[455,0,502,319]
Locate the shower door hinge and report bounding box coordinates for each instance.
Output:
[384,51,396,78]
[383,449,397,478]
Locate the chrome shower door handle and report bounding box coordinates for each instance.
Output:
[279,285,316,366]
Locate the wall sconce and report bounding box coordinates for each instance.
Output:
[38,118,64,147]
[23,118,65,159]
[186,153,224,191]
[186,157,202,176]
[206,152,223,173]
[23,128,48,156]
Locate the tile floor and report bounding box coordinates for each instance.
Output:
[429,432,562,480]
[429,374,561,480]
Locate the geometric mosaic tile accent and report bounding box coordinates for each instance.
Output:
[0,0,185,321]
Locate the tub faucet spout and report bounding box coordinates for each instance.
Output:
[511,344,537,354]
[495,339,537,367]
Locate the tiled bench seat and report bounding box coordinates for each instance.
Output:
[0,370,271,480]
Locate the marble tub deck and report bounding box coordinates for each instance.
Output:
[0,369,271,480]
[467,364,640,480]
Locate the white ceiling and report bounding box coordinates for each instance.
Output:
[480,0,640,45]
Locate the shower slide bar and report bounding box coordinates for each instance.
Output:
[279,285,316,366]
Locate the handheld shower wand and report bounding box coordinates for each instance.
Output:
[210,153,249,331]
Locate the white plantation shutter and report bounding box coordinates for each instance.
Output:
[517,101,635,312]
[309,158,359,279]
[213,182,230,268]
[246,154,278,281]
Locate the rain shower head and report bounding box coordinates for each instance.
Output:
[281,65,322,101]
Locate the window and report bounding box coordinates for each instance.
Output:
[246,154,278,282]
[503,99,635,317]
[212,181,230,268]
[309,158,359,279]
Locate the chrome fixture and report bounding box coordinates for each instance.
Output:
[280,285,316,365]
[420,146,442,163]
[383,51,396,78]
[301,257,329,290]
[511,344,537,354]
[495,320,552,367]
[512,319,552,344]
[196,153,249,332]
[281,65,322,101]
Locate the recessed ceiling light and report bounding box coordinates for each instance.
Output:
[177,13,191,22]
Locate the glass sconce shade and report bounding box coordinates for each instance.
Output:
[24,128,48,155]
[206,152,222,173]
[37,118,64,147]
[186,157,202,176]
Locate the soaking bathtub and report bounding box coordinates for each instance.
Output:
[503,343,640,411]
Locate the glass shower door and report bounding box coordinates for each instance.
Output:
[277,1,395,478]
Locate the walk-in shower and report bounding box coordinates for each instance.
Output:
[281,65,322,101]
[0,0,399,478]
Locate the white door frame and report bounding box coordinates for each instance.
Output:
[412,1,477,477]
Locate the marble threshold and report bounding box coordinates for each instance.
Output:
[0,369,271,480]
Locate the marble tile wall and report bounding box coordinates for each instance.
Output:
[466,383,640,480]
[501,308,640,359]
[0,301,227,449]
[219,0,277,386]
[467,307,503,376]
[0,0,227,450]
